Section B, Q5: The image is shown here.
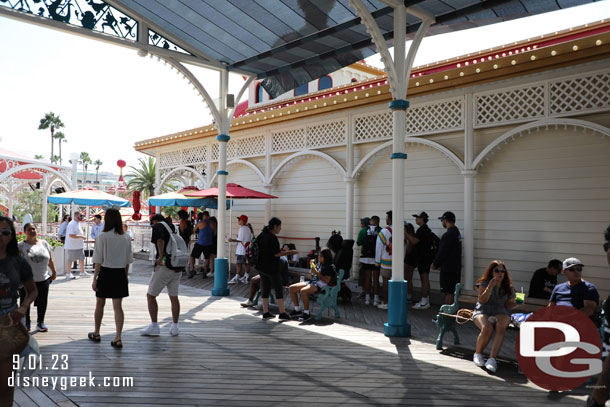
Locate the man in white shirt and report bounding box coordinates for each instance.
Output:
[228,215,253,284]
[64,211,87,279]
[91,214,104,241]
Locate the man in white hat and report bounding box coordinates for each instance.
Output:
[548,257,599,317]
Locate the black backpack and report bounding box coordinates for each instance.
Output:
[427,231,440,262]
[361,231,377,258]
[246,233,261,266]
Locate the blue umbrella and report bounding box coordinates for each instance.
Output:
[47,188,130,207]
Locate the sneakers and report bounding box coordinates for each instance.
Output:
[377,303,388,310]
[140,323,160,336]
[187,270,196,279]
[239,275,249,284]
[65,273,76,280]
[169,323,179,337]
[299,313,311,322]
[241,299,256,308]
[228,275,240,285]
[206,271,214,278]
[485,357,497,373]
[364,295,370,305]
[262,312,275,319]
[36,322,48,332]
[412,301,430,310]
[278,313,291,321]
[289,309,302,317]
[473,353,485,367]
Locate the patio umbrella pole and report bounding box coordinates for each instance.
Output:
[228,198,232,281]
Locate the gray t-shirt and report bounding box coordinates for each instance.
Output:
[474,279,516,317]
[0,256,33,314]
[19,240,53,282]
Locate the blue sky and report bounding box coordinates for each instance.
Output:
[1,1,609,173]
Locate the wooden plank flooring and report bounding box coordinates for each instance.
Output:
[13,259,588,406]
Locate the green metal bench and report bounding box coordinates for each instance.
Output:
[435,283,462,350]
[313,269,345,321]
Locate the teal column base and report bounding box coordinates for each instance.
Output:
[384,279,411,337]
[211,258,230,296]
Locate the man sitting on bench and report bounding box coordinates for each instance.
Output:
[548,257,599,317]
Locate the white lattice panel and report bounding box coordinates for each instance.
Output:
[550,71,610,115]
[406,99,463,135]
[226,140,238,160]
[159,150,182,169]
[211,143,219,162]
[182,145,207,165]
[236,135,265,158]
[272,128,306,153]
[307,120,346,148]
[475,85,545,127]
[354,111,392,143]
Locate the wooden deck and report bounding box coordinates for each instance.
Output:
[14,259,588,406]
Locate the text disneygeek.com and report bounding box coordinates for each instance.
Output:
[9,372,134,391]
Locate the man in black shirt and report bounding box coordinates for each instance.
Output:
[406,212,434,310]
[140,214,182,337]
[432,211,462,305]
[528,259,561,300]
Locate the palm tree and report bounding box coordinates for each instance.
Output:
[51,155,61,164]
[34,154,44,160]
[79,152,91,185]
[126,157,159,199]
[54,131,66,164]
[38,112,64,161]
[94,159,103,183]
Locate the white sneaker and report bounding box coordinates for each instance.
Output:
[140,323,160,336]
[206,271,214,277]
[169,323,179,337]
[239,275,249,284]
[65,274,76,280]
[412,301,430,310]
[241,299,256,308]
[473,353,485,367]
[377,303,388,310]
[228,275,239,285]
[364,295,370,305]
[485,357,497,373]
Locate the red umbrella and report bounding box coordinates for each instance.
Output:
[183,183,277,199]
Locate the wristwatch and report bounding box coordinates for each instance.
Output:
[586,395,605,407]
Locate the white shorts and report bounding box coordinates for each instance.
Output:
[147,265,181,297]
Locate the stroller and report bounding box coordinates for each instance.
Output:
[327,232,354,302]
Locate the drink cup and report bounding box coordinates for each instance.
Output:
[515,292,525,304]
[300,276,305,283]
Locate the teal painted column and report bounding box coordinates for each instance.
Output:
[212,258,230,296]
[384,279,411,337]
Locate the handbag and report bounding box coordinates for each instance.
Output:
[0,313,30,358]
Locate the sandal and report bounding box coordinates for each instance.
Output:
[110,339,123,348]
[88,332,101,342]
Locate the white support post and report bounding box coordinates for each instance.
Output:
[345,115,355,239]
[216,69,229,262]
[41,174,48,235]
[70,153,78,217]
[463,93,476,290]
[264,131,272,223]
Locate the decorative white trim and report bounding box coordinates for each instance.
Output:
[352,137,465,178]
[0,164,72,189]
[473,118,610,169]
[158,166,207,191]
[268,150,347,184]
[209,159,265,186]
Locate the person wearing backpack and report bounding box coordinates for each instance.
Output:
[140,214,182,337]
[405,212,436,310]
[357,217,381,306]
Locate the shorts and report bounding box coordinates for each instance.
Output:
[236,254,247,264]
[191,243,213,259]
[66,249,85,262]
[380,268,391,279]
[147,264,181,296]
[417,263,431,275]
[440,271,461,294]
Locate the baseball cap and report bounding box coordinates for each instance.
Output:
[386,210,392,219]
[237,215,248,223]
[360,217,370,225]
[438,211,456,222]
[412,212,429,220]
[562,257,583,270]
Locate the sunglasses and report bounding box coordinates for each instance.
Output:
[0,229,11,237]
[493,268,506,273]
[567,266,583,272]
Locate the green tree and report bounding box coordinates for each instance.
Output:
[54,131,66,165]
[79,152,91,185]
[126,157,176,199]
[38,112,64,162]
[94,159,103,183]
[34,154,44,160]
[13,189,58,223]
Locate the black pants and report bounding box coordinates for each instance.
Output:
[19,278,51,327]
[259,270,284,300]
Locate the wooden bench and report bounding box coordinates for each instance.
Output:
[435,284,547,350]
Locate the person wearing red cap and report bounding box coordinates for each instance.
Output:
[228,215,253,285]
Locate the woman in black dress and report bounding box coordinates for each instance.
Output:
[90,209,133,348]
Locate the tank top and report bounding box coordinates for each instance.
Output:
[197,220,213,246]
